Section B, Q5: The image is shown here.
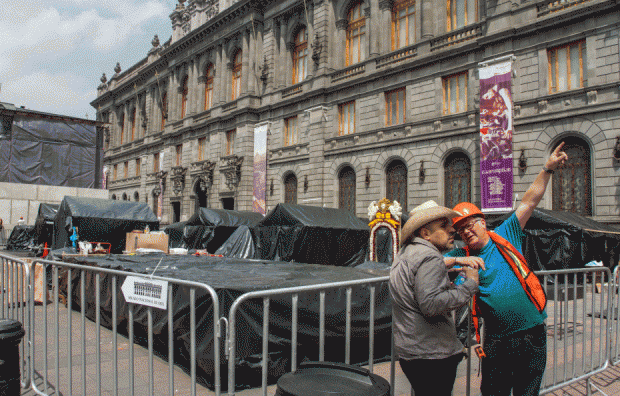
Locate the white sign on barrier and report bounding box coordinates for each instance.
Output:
[121,276,169,310]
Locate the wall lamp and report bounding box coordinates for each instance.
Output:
[518,149,528,171]
[419,161,425,183]
[614,137,620,161]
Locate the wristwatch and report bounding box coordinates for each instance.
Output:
[542,166,554,174]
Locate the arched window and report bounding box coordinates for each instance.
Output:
[181,76,189,118]
[204,64,214,110]
[346,2,366,66]
[111,194,117,200]
[232,50,242,100]
[339,166,356,213]
[392,0,415,50]
[134,192,139,202]
[444,152,471,209]
[122,193,128,201]
[160,92,167,131]
[293,27,308,84]
[552,138,591,215]
[284,173,298,204]
[130,108,136,141]
[386,160,408,212]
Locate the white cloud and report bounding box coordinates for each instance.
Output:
[0,1,173,118]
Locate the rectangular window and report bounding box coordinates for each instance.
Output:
[119,113,125,145]
[392,0,416,50]
[385,88,406,126]
[176,144,182,166]
[135,158,141,177]
[113,164,118,181]
[284,116,299,146]
[443,72,468,114]
[124,161,128,179]
[548,41,584,94]
[339,102,356,136]
[226,130,235,156]
[153,153,160,173]
[198,137,206,161]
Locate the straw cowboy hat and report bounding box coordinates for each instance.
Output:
[401,200,459,244]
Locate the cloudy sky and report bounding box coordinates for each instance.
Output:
[0,0,177,120]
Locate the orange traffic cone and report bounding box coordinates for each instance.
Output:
[42,242,49,258]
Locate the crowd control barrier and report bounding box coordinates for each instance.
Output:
[28,258,222,396]
[224,276,391,396]
[2,252,618,396]
[0,253,31,390]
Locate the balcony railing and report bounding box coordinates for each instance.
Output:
[537,0,589,16]
[282,84,303,99]
[331,63,366,83]
[430,22,484,51]
[376,46,418,68]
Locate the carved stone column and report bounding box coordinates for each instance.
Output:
[379,0,393,54]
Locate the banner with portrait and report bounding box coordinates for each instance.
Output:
[252,124,268,214]
[479,61,514,212]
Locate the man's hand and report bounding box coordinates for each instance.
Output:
[545,142,568,171]
[457,256,486,271]
[461,267,479,284]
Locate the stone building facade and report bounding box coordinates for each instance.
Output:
[91,0,620,225]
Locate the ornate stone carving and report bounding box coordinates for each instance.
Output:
[538,100,548,113]
[311,33,322,65]
[259,55,269,82]
[152,35,160,48]
[170,166,187,195]
[114,63,121,75]
[587,90,598,105]
[335,19,348,30]
[152,170,167,197]
[198,160,216,191]
[223,155,243,190]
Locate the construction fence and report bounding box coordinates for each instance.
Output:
[1,253,618,396]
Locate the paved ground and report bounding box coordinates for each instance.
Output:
[18,299,620,396]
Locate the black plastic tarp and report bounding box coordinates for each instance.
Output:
[181,208,263,251]
[0,115,103,188]
[5,225,37,251]
[58,254,392,390]
[52,196,159,254]
[34,203,59,246]
[163,221,187,248]
[486,208,620,270]
[252,204,370,266]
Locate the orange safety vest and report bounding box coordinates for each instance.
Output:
[465,231,546,357]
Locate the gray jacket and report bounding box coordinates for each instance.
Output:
[390,238,478,360]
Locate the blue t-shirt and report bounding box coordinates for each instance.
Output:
[445,213,546,337]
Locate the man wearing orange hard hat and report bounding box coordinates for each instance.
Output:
[445,142,568,396]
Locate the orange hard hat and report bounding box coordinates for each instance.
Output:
[452,202,484,227]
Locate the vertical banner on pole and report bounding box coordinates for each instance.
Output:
[252,124,268,215]
[479,61,514,212]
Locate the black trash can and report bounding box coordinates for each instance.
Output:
[0,319,25,395]
[275,361,390,396]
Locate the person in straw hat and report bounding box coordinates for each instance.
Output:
[390,200,484,396]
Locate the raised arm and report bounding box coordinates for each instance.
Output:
[515,142,568,229]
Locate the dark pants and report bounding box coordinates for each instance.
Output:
[481,324,547,396]
[399,353,464,396]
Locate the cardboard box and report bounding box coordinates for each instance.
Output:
[125,232,169,254]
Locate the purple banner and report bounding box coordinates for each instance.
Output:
[252,124,268,215]
[479,61,514,212]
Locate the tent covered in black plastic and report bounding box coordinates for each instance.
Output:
[181,208,263,252]
[486,208,620,270]
[58,253,392,391]
[5,225,37,251]
[52,196,159,254]
[163,221,187,248]
[251,203,370,266]
[34,203,59,247]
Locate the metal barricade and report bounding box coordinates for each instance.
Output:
[538,267,612,395]
[610,266,620,365]
[225,276,390,396]
[0,252,31,389]
[29,258,222,396]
